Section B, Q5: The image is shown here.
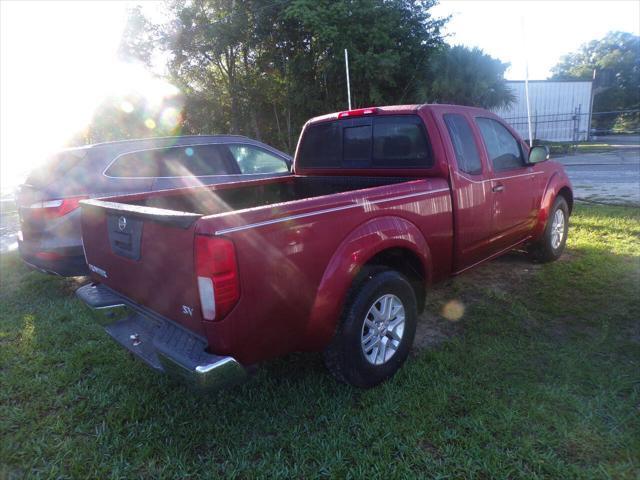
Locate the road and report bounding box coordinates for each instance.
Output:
[555,146,640,206]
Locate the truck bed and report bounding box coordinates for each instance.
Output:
[124,175,411,215]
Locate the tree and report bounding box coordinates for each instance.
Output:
[68,94,184,146]
[115,0,447,153]
[118,5,158,67]
[427,45,514,109]
[551,31,640,132]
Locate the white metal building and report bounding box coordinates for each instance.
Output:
[492,80,593,142]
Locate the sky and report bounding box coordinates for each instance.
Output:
[0,1,167,194]
[431,0,640,80]
[1,0,639,193]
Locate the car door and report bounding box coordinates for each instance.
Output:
[474,116,541,249]
[439,111,495,271]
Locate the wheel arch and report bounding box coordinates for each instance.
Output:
[531,172,573,241]
[303,216,431,350]
[360,247,427,313]
[557,186,573,214]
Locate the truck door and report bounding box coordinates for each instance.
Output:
[474,117,541,250]
[441,112,495,270]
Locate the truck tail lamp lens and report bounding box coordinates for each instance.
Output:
[195,235,240,321]
[28,196,87,220]
[337,107,378,118]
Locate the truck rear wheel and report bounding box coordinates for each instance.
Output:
[323,268,417,388]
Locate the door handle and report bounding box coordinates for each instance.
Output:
[492,184,504,193]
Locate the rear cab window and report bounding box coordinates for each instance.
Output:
[298,115,432,170]
[104,144,235,178]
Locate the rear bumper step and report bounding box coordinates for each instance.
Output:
[76,283,246,390]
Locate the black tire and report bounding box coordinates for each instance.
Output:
[530,196,569,263]
[323,267,417,388]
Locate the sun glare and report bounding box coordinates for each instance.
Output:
[0,1,170,194]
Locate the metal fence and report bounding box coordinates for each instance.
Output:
[500,109,640,143]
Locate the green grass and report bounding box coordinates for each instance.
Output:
[1,204,639,479]
[537,140,634,155]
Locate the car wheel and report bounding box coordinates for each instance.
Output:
[323,268,417,388]
[530,196,569,263]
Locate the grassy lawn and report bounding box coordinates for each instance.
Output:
[1,204,639,479]
[539,141,637,155]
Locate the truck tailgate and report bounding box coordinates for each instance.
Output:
[80,199,206,335]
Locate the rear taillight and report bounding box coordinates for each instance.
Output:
[27,196,87,220]
[195,235,240,321]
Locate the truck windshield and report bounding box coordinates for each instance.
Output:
[298,114,432,170]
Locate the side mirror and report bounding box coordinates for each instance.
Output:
[528,145,550,164]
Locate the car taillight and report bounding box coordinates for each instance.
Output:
[34,251,63,261]
[337,107,378,118]
[195,235,240,321]
[28,196,87,220]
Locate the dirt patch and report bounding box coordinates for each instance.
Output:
[414,251,550,351]
[59,275,91,296]
[419,439,442,458]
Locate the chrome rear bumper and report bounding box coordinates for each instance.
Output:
[76,283,246,391]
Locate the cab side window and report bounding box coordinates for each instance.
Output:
[476,118,525,171]
[228,145,289,174]
[444,114,482,175]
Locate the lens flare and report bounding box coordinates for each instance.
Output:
[144,118,157,130]
[120,101,134,113]
[442,299,465,321]
[160,107,180,129]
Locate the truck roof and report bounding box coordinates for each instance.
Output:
[305,103,494,126]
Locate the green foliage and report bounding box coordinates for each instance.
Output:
[117,5,158,68]
[115,0,449,153]
[427,45,514,108]
[69,94,184,145]
[551,31,640,132]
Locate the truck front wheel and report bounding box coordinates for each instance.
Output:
[323,268,417,388]
[529,196,569,263]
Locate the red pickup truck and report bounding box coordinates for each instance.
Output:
[77,104,572,390]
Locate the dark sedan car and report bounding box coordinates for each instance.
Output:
[17,135,291,276]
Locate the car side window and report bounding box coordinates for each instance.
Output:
[160,144,230,177]
[443,114,482,175]
[228,145,289,174]
[476,118,525,171]
[105,145,231,178]
[105,150,161,177]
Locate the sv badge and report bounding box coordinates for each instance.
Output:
[182,305,194,317]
